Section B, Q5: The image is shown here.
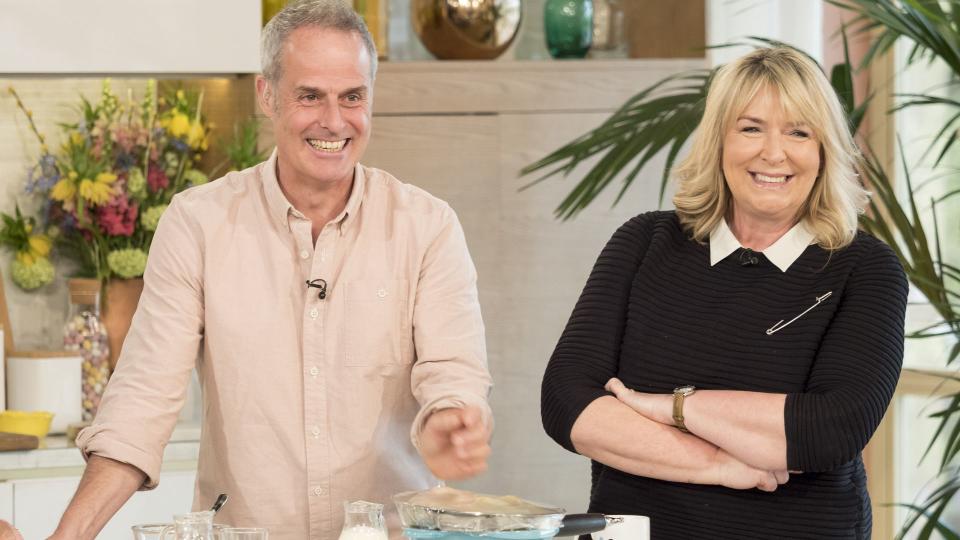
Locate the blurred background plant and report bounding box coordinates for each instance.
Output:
[210,117,268,177]
[4,80,212,284]
[0,206,54,290]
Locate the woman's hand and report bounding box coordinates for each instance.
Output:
[605,378,673,425]
[713,448,789,492]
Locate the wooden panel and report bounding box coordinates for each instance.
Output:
[371,59,705,114]
[0,1,260,74]
[625,0,706,59]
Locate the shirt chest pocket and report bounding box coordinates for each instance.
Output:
[344,279,412,366]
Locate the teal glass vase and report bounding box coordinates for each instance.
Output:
[544,0,594,59]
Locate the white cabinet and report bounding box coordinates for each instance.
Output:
[11,469,196,539]
[0,482,11,521]
[0,1,260,74]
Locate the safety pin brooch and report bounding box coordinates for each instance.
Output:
[766,291,833,335]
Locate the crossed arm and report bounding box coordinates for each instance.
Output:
[604,381,789,470]
[571,395,788,491]
[541,216,907,491]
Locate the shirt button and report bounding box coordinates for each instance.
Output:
[309,366,319,377]
[377,288,387,298]
[300,250,310,259]
[311,426,321,437]
[313,487,324,496]
[309,308,319,319]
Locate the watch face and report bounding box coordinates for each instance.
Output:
[674,385,696,395]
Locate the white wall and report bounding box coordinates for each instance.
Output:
[0,1,260,74]
[707,0,823,66]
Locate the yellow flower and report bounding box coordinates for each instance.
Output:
[78,174,115,206]
[28,235,52,258]
[166,112,190,137]
[70,131,84,146]
[95,171,117,185]
[15,251,35,265]
[68,171,78,180]
[51,178,77,201]
[187,121,207,150]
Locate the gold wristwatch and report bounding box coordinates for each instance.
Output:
[672,385,696,433]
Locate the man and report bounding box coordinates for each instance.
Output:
[42,1,493,538]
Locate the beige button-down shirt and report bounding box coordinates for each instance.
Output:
[77,151,492,539]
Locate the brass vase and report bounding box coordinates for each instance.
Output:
[412,0,523,60]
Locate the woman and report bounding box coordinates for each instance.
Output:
[540,47,907,539]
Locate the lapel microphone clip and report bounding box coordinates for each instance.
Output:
[306,278,327,299]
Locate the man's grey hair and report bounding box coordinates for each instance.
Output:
[261,0,379,83]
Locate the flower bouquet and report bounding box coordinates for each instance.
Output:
[3,80,212,289]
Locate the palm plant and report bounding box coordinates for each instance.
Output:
[521,1,960,537]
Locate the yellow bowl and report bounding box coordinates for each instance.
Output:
[0,410,54,438]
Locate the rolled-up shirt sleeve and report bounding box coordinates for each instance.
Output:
[75,195,204,489]
[785,239,908,472]
[408,204,492,448]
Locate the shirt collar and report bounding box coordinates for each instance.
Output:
[261,148,365,235]
[709,218,816,272]
[337,164,365,234]
[262,149,293,230]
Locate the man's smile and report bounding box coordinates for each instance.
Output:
[306,138,349,152]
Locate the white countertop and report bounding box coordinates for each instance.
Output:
[0,423,200,479]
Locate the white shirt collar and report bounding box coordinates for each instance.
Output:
[709,219,816,272]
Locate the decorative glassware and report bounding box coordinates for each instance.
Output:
[411,0,522,60]
[132,523,169,540]
[159,511,215,540]
[544,0,594,59]
[64,278,110,421]
[338,500,388,540]
[218,528,269,540]
[590,0,627,58]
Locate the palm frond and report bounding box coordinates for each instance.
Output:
[520,70,714,219]
[894,469,960,540]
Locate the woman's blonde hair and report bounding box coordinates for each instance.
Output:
[672,47,868,250]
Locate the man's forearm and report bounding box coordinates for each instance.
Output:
[48,454,145,540]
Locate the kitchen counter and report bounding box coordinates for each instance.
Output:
[0,422,200,480]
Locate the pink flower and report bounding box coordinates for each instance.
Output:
[91,139,104,159]
[146,163,169,193]
[97,194,139,237]
[113,127,136,153]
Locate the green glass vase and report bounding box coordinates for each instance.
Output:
[544,0,594,59]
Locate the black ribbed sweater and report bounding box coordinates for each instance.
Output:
[541,211,907,539]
